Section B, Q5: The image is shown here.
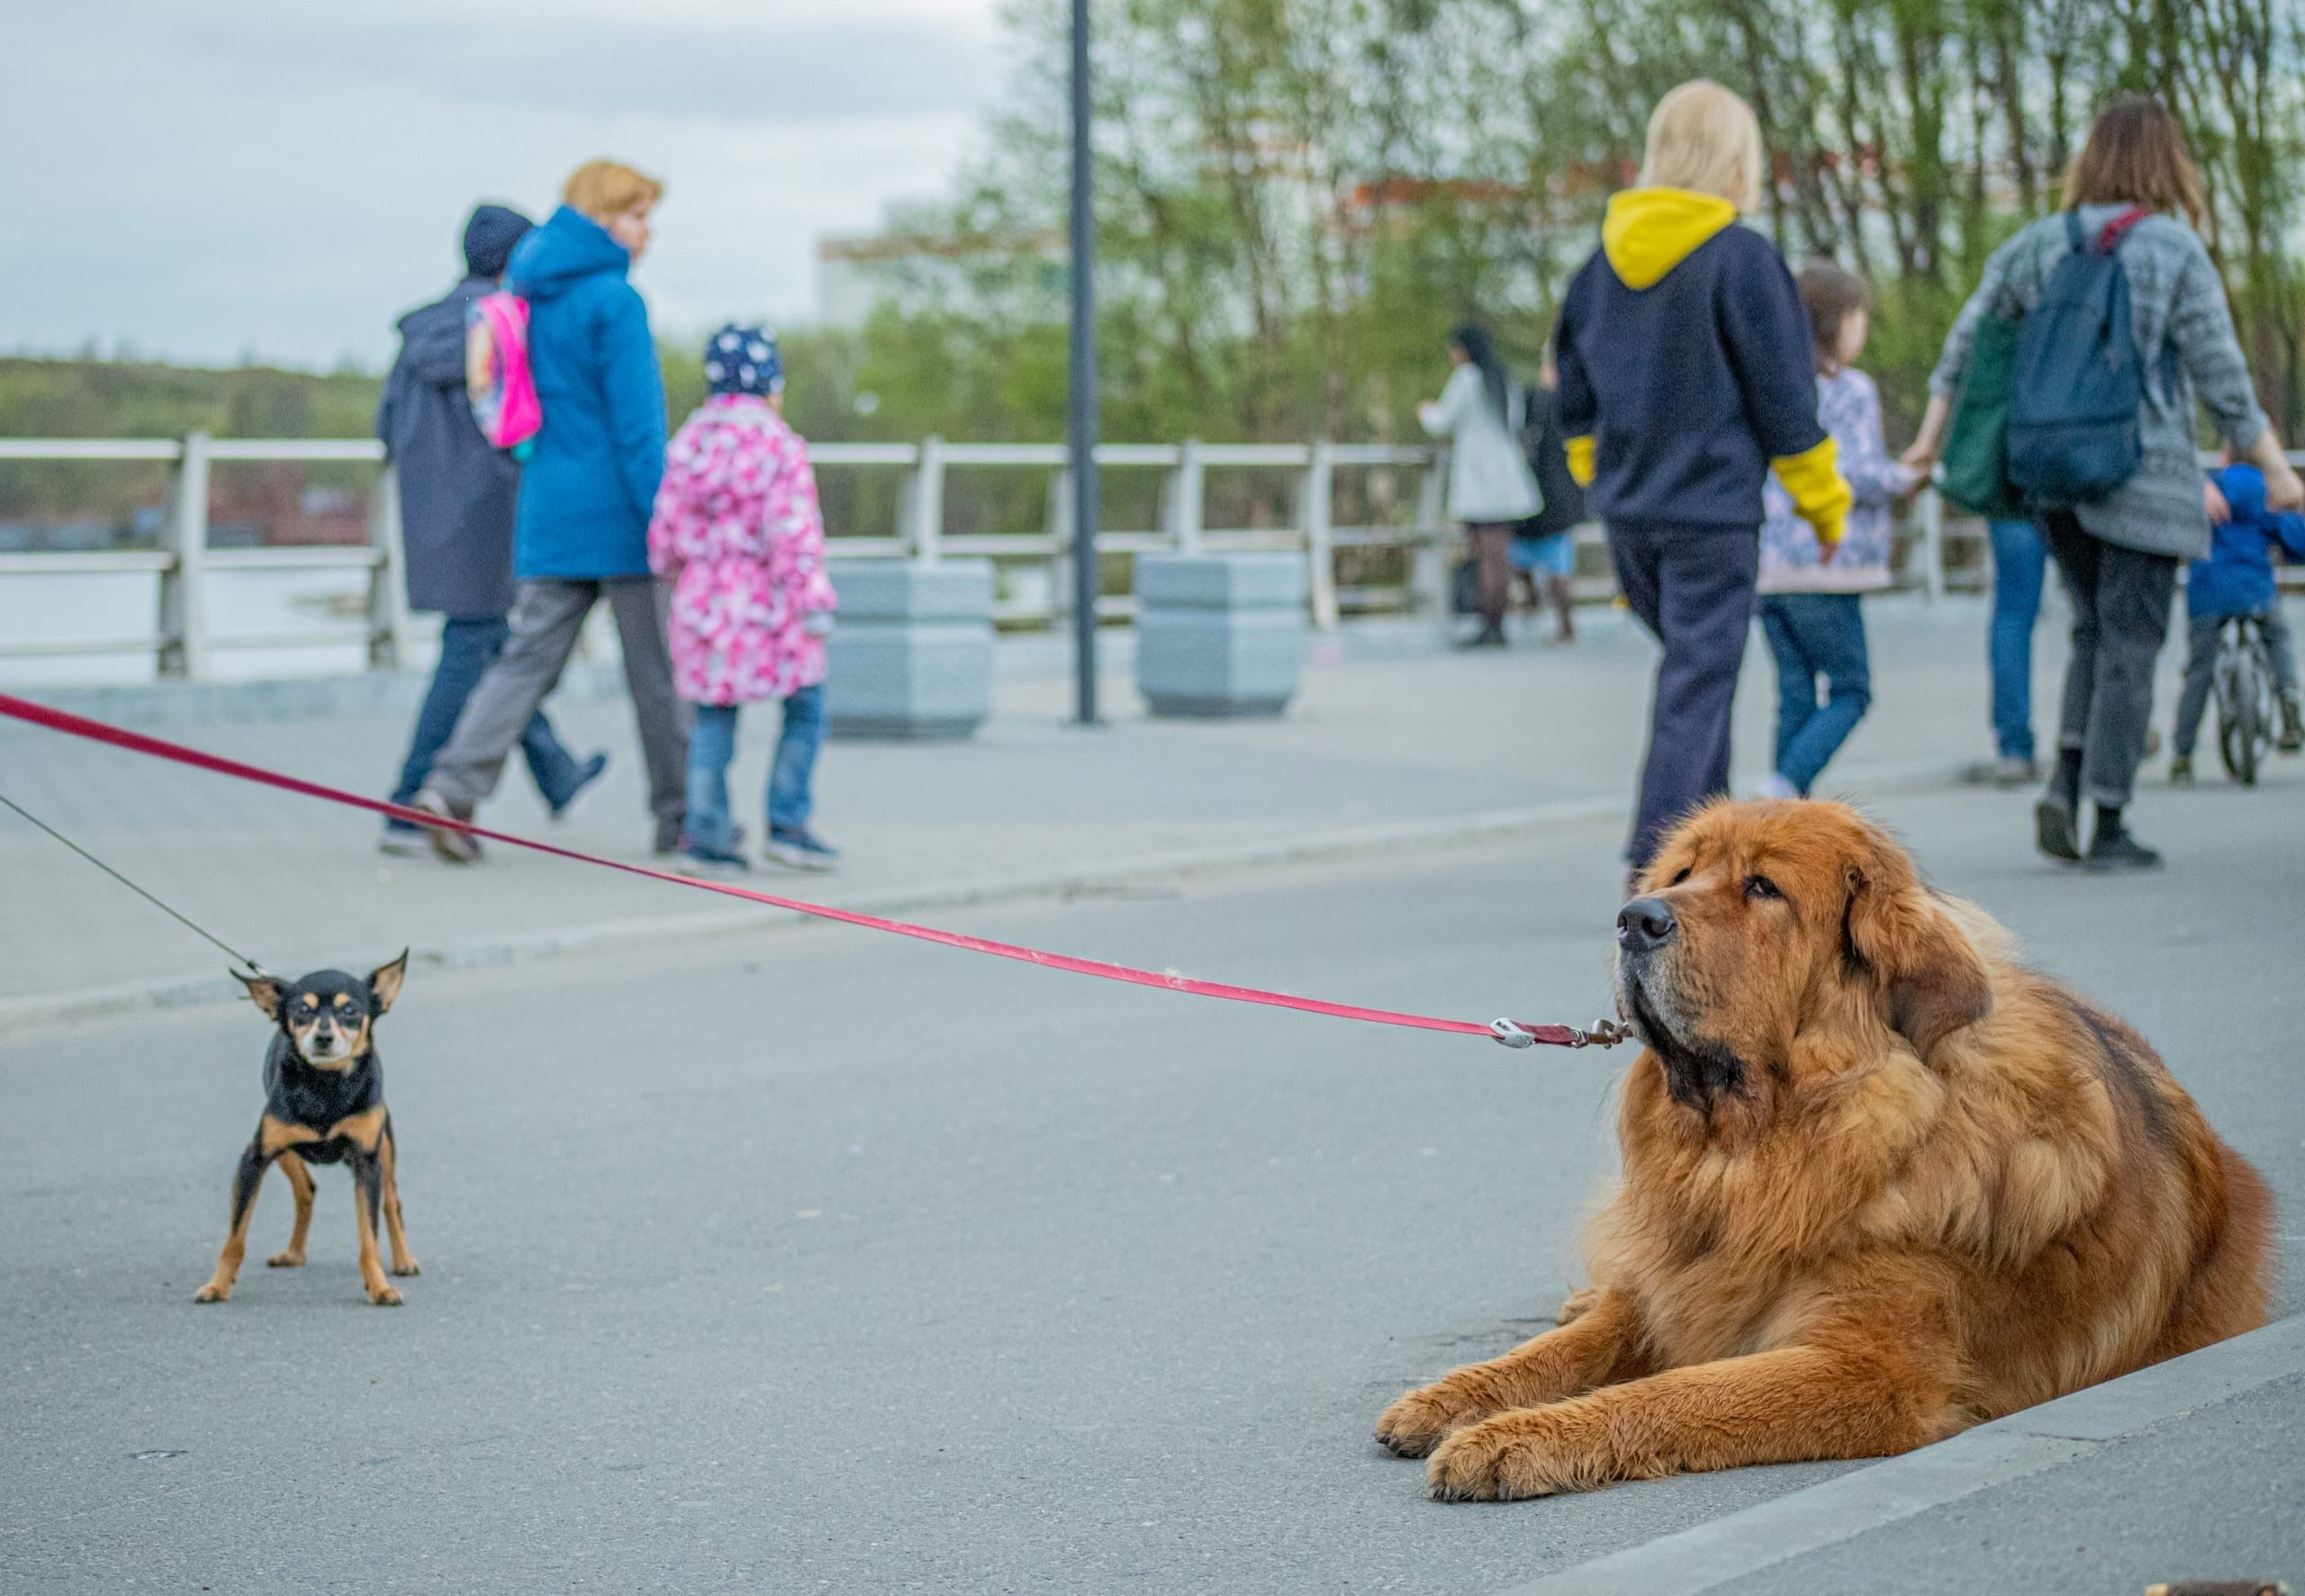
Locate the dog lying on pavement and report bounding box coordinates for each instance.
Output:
[1378,799,2272,1500]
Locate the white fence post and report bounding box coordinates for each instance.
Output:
[910,436,945,564]
[158,430,212,680]
[366,463,412,669]
[1303,441,1338,630]
[1047,465,1074,624]
[1409,446,1449,615]
[1168,439,1205,555]
[1920,482,1945,603]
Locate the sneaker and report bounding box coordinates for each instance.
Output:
[679,842,751,876]
[1963,755,2039,789]
[2033,796,2082,862]
[2168,754,2194,786]
[379,820,429,858]
[764,828,841,871]
[411,789,483,865]
[2084,826,2163,871]
[2279,696,2303,753]
[548,752,610,824]
[1455,623,1507,650]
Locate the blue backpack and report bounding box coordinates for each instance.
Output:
[2006,208,2156,510]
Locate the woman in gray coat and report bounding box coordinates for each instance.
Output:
[1906,95,2304,870]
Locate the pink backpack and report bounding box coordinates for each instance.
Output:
[466,291,542,457]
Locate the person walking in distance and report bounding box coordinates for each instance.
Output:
[649,327,841,874]
[1553,80,1851,880]
[375,203,608,855]
[1420,325,1541,648]
[414,160,688,862]
[1755,265,1917,799]
[1512,353,1585,645]
[1966,516,2049,788]
[2168,448,2305,782]
[1905,95,2305,869]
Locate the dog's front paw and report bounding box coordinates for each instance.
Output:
[1554,1285,1604,1325]
[390,1258,420,1277]
[1426,1406,1610,1501]
[266,1249,306,1268]
[192,1283,230,1303]
[1376,1373,1498,1459]
[366,1284,404,1306]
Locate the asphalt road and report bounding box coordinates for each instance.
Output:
[5,774,2302,1593]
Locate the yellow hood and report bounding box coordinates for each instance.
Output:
[1601,187,1738,290]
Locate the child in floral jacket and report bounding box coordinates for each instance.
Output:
[647,325,840,871]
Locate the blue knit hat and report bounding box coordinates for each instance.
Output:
[462,203,533,280]
[703,323,783,399]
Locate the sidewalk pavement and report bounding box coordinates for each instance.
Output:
[1510,1312,2305,1596]
[0,597,2072,1032]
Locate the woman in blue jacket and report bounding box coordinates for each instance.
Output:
[1554,81,1850,878]
[416,160,688,862]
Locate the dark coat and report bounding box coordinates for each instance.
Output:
[375,276,521,618]
[1518,385,1587,539]
[506,207,667,582]
[1555,209,1825,529]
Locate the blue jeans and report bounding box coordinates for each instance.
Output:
[683,685,827,852]
[1758,592,1871,794]
[1987,518,2047,761]
[389,615,581,816]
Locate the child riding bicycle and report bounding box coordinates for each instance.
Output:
[2170,451,2305,781]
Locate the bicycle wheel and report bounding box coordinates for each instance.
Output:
[2234,644,2264,786]
[2216,635,2247,780]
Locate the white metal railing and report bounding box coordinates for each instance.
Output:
[0,432,1458,680]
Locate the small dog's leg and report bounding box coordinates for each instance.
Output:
[378,1122,418,1276]
[1377,1286,1650,1458]
[267,1152,315,1267]
[349,1150,402,1306]
[194,1138,276,1303]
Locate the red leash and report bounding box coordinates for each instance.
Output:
[0,692,1625,1050]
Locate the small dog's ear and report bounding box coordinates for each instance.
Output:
[368,949,410,1014]
[236,969,286,1021]
[1842,843,1993,1061]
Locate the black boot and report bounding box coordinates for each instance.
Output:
[2035,749,2084,861]
[2084,805,2162,870]
[1456,620,1506,650]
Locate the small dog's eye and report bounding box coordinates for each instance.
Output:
[1744,874,1783,901]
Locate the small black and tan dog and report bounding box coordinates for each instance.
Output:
[194,952,418,1307]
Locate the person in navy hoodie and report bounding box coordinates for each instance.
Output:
[2168,453,2305,780]
[1554,80,1850,880]
[375,203,608,856]
[416,161,686,862]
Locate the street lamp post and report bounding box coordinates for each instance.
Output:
[1067,0,1099,725]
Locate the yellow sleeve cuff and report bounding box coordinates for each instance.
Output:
[1772,436,1853,546]
[1564,434,1595,488]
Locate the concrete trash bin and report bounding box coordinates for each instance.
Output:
[824,560,993,740]
[1134,552,1305,718]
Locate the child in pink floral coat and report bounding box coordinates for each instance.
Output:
[647,325,840,872]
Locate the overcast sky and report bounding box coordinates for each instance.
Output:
[1,0,1009,371]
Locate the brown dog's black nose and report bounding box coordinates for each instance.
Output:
[1617,896,1677,953]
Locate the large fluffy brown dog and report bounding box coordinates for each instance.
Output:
[1378,798,2271,1501]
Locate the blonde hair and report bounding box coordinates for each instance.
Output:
[562,159,664,225]
[1637,81,1765,213]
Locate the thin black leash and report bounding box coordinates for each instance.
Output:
[0,789,267,976]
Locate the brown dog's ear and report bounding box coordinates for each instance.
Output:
[236,969,285,1020]
[368,950,410,1014]
[1842,858,1993,1060]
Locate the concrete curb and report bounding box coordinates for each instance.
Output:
[1494,1312,2305,1596]
[0,756,1970,1041]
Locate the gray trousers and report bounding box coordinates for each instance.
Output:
[424,578,687,830]
[2042,515,2176,809]
[2174,605,2300,757]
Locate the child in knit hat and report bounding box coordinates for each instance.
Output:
[647,325,841,872]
